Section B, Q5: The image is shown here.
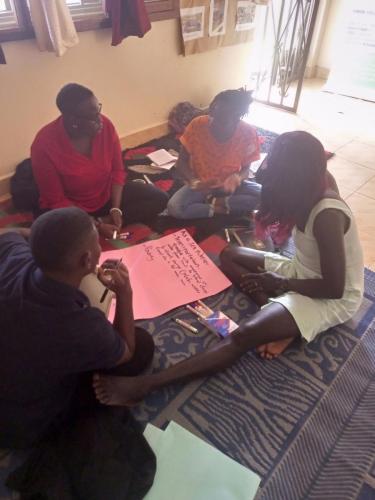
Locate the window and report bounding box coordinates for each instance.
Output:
[66,0,106,21]
[0,0,32,42]
[0,0,18,30]
[66,0,108,31]
[0,0,179,42]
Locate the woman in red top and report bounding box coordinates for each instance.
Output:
[31,84,168,237]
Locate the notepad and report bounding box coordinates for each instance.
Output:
[144,421,261,500]
[147,149,177,170]
[79,272,113,316]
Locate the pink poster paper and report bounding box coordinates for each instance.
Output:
[100,229,231,320]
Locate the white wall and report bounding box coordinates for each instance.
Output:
[317,0,345,70]
[0,19,254,179]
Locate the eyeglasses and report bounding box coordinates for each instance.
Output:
[75,103,102,123]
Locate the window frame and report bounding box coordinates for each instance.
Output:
[0,0,33,42]
[145,0,179,22]
[0,0,179,43]
[66,0,110,32]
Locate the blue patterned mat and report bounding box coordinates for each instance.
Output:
[1,265,375,499]
[132,268,375,500]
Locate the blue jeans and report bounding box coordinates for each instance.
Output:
[167,180,261,219]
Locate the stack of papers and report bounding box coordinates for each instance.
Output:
[147,149,178,170]
[144,421,261,500]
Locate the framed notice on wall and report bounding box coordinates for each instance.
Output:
[208,0,228,37]
[181,6,206,41]
[235,1,256,31]
[179,0,266,55]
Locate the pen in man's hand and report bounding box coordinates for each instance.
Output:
[100,258,123,303]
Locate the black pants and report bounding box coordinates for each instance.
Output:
[6,329,156,497]
[3,328,154,449]
[34,181,169,225]
[91,181,169,225]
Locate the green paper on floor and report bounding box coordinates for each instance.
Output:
[144,421,261,500]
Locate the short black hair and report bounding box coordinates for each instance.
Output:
[30,207,95,272]
[209,88,253,117]
[56,83,94,114]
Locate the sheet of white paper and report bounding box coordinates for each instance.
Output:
[150,160,176,171]
[147,149,177,166]
[144,421,261,500]
[79,273,113,316]
[143,424,165,450]
[250,152,267,173]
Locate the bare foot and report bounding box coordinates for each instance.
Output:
[92,373,150,406]
[256,344,267,358]
[258,337,295,360]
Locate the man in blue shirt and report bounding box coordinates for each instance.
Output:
[0,207,153,448]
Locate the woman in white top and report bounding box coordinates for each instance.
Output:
[93,131,364,406]
[220,130,364,358]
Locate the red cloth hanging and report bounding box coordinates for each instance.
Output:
[106,0,151,46]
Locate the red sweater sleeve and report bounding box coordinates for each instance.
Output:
[31,143,72,209]
[111,129,126,186]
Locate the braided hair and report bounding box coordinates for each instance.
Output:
[209,88,253,118]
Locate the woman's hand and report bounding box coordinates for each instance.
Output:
[189,178,220,192]
[240,267,289,295]
[222,173,241,194]
[110,209,123,229]
[98,260,132,298]
[98,222,119,239]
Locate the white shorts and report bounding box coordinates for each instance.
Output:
[264,253,356,342]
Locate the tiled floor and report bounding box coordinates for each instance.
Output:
[248,78,375,269]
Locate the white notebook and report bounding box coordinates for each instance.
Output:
[79,273,114,318]
[147,149,177,168]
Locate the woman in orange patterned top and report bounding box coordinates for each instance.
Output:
[167,89,261,219]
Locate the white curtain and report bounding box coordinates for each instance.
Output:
[29,0,79,57]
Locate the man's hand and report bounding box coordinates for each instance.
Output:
[98,260,132,297]
[222,173,241,194]
[240,267,288,295]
